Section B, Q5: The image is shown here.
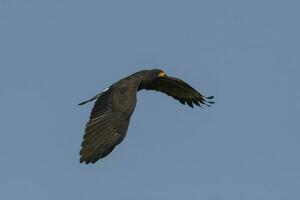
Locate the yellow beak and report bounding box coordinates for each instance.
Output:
[157,72,166,77]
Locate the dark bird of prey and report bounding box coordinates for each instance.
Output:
[78,69,214,164]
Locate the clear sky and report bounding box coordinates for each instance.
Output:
[1,0,299,199]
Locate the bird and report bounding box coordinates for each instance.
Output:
[78,69,214,164]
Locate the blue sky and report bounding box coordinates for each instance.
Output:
[1,0,299,199]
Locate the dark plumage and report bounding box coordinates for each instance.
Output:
[78,69,214,164]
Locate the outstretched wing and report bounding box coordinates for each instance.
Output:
[79,88,130,164]
[143,76,214,108]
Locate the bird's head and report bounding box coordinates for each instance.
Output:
[150,68,167,79]
[137,69,167,90]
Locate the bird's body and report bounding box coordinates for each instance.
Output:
[79,69,214,164]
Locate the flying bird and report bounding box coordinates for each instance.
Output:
[78,69,214,164]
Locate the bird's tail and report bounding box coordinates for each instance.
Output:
[78,93,102,105]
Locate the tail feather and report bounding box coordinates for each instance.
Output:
[78,93,102,106]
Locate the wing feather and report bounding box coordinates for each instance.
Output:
[143,76,214,108]
[79,88,131,164]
